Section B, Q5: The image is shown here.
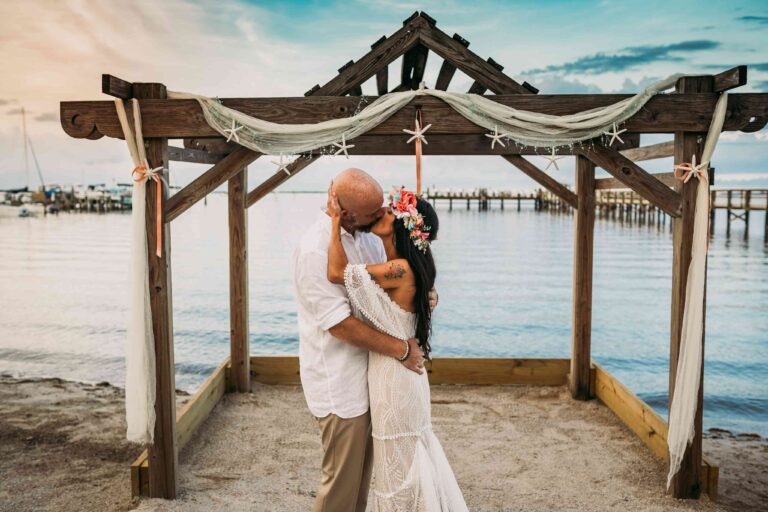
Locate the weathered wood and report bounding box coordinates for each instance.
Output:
[250,356,570,385]
[620,141,675,162]
[570,155,595,400]
[467,82,487,94]
[576,145,682,217]
[593,363,718,501]
[713,65,747,92]
[134,82,177,500]
[245,155,316,208]
[434,34,468,90]
[60,93,768,140]
[183,138,239,154]
[502,155,578,209]
[102,74,132,99]
[165,147,261,222]
[131,356,230,497]
[310,15,426,96]
[596,172,676,190]
[229,169,250,393]
[401,44,429,90]
[418,23,531,94]
[376,66,388,95]
[168,146,223,164]
[668,75,711,500]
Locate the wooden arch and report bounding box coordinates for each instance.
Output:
[60,10,768,503]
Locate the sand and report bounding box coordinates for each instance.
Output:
[1,375,765,512]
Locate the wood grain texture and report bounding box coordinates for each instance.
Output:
[60,93,768,140]
[713,65,747,92]
[668,75,711,500]
[570,155,595,400]
[619,141,675,162]
[576,145,682,216]
[502,155,578,208]
[168,146,223,164]
[228,169,250,393]
[165,147,261,222]
[134,82,178,500]
[101,74,132,99]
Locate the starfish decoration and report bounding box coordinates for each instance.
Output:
[271,153,292,176]
[403,118,432,145]
[674,154,710,183]
[541,147,565,171]
[603,122,627,147]
[331,134,355,159]
[485,125,509,150]
[223,118,244,143]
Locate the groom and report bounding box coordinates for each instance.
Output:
[293,168,432,512]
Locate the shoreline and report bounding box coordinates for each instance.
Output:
[1,374,766,511]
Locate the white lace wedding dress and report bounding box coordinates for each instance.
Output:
[343,263,469,512]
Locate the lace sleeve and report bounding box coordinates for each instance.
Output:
[343,263,410,341]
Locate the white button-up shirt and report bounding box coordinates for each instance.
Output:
[292,210,386,419]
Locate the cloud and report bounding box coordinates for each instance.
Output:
[34,112,58,122]
[0,99,14,106]
[5,108,23,115]
[736,16,768,25]
[524,40,720,75]
[518,75,601,94]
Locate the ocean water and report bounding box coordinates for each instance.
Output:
[0,193,766,436]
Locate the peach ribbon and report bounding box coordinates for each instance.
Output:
[131,164,169,258]
[415,109,423,195]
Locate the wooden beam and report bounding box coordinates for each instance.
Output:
[668,75,711,500]
[168,146,223,164]
[620,141,675,162]
[713,65,747,92]
[60,93,768,140]
[165,147,261,222]
[245,155,316,208]
[467,82,487,94]
[502,155,578,209]
[596,172,675,190]
[401,44,429,90]
[376,66,388,95]
[133,82,177,500]
[102,74,132,99]
[576,145,682,217]
[183,138,239,155]
[249,355,570,386]
[229,168,250,393]
[310,15,427,96]
[570,155,595,400]
[434,34,468,90]
[417,23,531,94]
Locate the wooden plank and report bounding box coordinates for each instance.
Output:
[228,168,250,393]
[668,75,711,500]
[183,138,239,154]
[596,172,675,190]
[713,65,747,92]
[400,44,429,90]
[59,93,768,140]
[467,82,487,94]
[576,145,682,216]
[376,66,388,96]
[102,74,132,99]
[620,141,675,162]
[418,23,531,94]
[245,155,316,208]
[165,147,261,222]
[570,155,595,400]
[133,82,178,500]
[168,146,223,164]
[131,356,230,497]
[502,155,578,209]
[310,15,426,96]
[249,356,570,385]
[434,34,468,91]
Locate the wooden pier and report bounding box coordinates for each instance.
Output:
[426,187,540,211]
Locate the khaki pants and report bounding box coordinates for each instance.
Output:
[313,410,374,512]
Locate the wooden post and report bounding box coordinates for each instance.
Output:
[669,75,711,499]
[726,190,732,236]
[134,82,178,499]
[229,167,250,393]
[570,155,595,400]
[744,190,751,239]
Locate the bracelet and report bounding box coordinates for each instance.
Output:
[397,339,410,361]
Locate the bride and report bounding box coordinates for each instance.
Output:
[327,184,469,512]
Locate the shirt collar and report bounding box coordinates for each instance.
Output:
[318,208,355,239]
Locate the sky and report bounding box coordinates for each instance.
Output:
[0,0,767,193]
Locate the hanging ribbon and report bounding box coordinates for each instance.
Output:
[131,164,169,258]
[415,108,423,196]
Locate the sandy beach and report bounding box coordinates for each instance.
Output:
[1,374,766,512]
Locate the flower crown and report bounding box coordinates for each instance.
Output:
[388,186,432,253]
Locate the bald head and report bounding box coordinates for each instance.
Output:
[331,168,385,233]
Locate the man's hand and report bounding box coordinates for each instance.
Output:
[400,337,426,374]
[428,287,439,312]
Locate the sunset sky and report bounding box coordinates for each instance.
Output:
[1,0,766,192]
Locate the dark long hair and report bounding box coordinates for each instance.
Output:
[392,197,439,359]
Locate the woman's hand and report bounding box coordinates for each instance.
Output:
[327,180,342,219]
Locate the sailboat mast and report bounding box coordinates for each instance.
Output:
[22,107,29,190]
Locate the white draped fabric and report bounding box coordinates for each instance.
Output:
[121,73,727,482]
[666,92,728,489]
[114,98,157,445]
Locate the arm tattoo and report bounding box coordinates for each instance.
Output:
[383,262,406,280]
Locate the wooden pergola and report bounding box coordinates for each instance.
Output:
[60,11,767,503]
